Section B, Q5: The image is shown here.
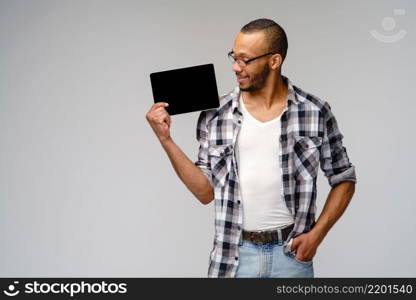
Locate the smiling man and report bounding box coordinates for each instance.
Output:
[146,18,357,278]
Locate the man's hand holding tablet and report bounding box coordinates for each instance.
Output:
[145,102,172,144]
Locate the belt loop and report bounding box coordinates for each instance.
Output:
[277,228,282,242]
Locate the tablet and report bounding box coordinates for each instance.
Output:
[150,63,220,115]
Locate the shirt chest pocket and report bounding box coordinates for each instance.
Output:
[208,144,234,187]
[293,136,322,181]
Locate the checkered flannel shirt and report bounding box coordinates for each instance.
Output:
[194,75,357,277]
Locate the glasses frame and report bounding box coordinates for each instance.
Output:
[227,50,277,67]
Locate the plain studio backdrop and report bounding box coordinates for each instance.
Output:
[1,0,415,277]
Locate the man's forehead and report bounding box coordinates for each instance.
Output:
[232,31,267,56]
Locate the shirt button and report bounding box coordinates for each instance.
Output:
[238,226,241,230]
[237,200,241,204]
[235,256,238,260]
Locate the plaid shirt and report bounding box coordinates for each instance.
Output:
[194,75,357,278]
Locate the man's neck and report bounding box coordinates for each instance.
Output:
[242,74,288,110]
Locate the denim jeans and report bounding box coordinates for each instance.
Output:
[235,239,314,278]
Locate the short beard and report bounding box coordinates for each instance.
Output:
[240,63,270,92]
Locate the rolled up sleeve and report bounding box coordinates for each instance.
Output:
[194,110,213,187]
[319,102,357,187]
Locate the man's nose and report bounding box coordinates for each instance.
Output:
[232,61,243,73]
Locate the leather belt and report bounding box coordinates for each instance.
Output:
[242,223,294,244]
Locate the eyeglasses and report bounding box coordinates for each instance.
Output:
[227,51,276,67]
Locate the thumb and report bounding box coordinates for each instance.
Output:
[291,237,300,251]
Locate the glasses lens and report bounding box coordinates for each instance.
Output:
[228,53,245,67]
[228,52,235,63]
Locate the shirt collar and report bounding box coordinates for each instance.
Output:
[232,75,301,114]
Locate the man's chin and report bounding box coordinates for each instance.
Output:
[240,85,257,92]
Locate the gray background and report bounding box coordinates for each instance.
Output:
[1,0,414,277]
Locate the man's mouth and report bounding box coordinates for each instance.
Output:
[237,76,248,83]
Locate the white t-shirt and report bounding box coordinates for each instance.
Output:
[236,93,294,231]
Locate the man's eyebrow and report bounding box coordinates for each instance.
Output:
[231,50,250,57]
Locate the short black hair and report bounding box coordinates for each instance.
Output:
[241,18,288,62]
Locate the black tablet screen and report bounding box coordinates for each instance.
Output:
[150,63,220,115]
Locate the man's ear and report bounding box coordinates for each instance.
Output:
[270,54,282,70]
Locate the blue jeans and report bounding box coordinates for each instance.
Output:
[235,239,314,278]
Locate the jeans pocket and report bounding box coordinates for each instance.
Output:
[289,250,313,265]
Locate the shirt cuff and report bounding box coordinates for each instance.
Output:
[328,165,357,187]
[196,164,213,187]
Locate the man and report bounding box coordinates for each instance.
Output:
[145,18,357,278]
